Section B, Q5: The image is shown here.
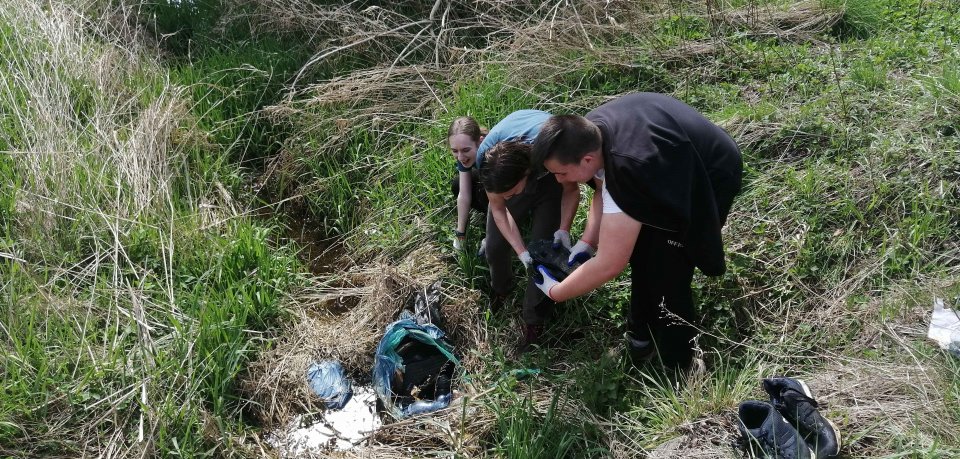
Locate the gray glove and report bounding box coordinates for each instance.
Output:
[519,250,533,270]
[567,240,595,266]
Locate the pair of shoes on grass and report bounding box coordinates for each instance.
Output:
[738,378,841,459]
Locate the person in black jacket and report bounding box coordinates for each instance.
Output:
[530,93,743,371]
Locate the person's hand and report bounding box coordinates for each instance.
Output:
[453,230,466,251]
[552,230,572,250]
[519,250,533,270]
[533,265,559,300]
[567,240,595,266]
[477,238,487,258]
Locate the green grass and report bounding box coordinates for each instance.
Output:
[264,0,960,455]
[0,1,307,456]
[3,0,960,457]
[489,388,607,458]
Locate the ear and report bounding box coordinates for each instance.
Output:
[478,135,486,144]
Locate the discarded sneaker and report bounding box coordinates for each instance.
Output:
[738,400,815,459]
[518,323,543,354]
[763,377,841,458]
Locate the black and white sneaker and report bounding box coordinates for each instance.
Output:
[738,400,816,459]
[763,378,841,458]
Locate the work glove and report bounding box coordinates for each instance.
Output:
[519,250,533,270]
[533,265,559,300]
[477,238,487,258]
[567,240,595,266]
[552,229,572,250]
[453,230,466,251]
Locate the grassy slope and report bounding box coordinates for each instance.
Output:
[269,0,960,457]
[0,0,958,458]
[0,1,309,456]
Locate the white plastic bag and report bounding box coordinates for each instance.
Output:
[927,298,960,351]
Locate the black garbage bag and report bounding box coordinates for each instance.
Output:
[527,239,583,282]
[373,282,459,419]
[373,314,458,418]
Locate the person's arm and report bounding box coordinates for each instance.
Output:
[567,177,604,263]
[580,177,604,247]
[545,212,642,302]
[455,171,472,234]
[487,193,526,256]
[558,181,580,233]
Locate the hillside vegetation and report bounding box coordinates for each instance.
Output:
[1,0,958,457]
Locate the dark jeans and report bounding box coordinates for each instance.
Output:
[629,226,697,369]
[628,166,741,370]
[485,173,562,325]
[450,171,489,213]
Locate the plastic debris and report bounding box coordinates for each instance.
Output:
[306,360,353,410]
[405,280,445,328]
[271,385,380,454]
[373,312,459,419]
[504,368,540,381]
[928,298,960,358]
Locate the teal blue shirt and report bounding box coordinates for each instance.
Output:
[455,109,551,172]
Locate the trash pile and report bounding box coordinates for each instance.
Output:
[271,281,461,455]
[373,311,458,418]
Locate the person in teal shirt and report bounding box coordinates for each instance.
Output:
[476,110,580,351]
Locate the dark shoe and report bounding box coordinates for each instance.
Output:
[737,400,815,459]
[624,331,655,366]
[763,378,841,458]
[487,294,507,314]
[518,324,543,354]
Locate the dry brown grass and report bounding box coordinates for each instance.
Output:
[256,0,843,151]
[640,415,740,459]
[219,0,959,457]
[238,236,632,456]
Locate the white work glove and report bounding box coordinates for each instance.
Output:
[453,230,466,251]
[533,265,560,300]
[552,229,572,250]
[567,240,595,266]
[519,250,533,270]
[477,238,487,258]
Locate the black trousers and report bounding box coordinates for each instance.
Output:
[450,171,489,213]
[486,173,562,325]
[628,165,741,370]
[629,226,697,370]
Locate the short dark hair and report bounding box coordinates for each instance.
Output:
[531,114,602,166]
[479,141,531,194]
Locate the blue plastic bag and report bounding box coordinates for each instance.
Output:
[372,312,460,419]
[306,360,353,410]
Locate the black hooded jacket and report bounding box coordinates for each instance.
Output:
[586,93,743,276]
